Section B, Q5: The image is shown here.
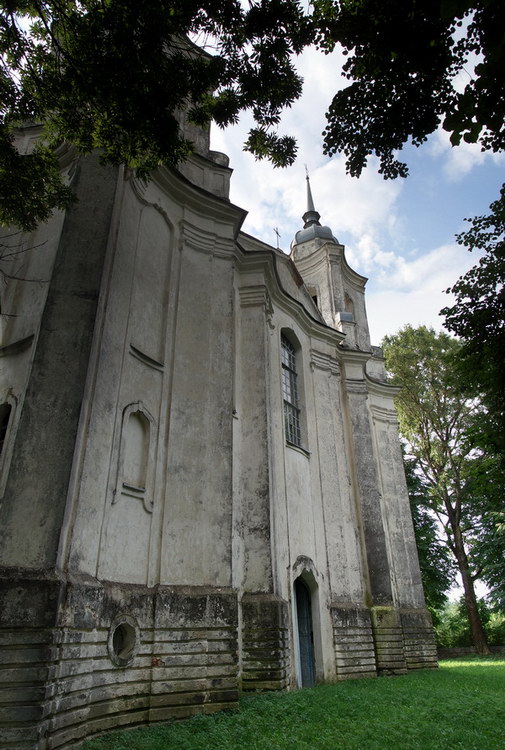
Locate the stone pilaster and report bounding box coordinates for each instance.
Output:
[241,594,290,691]
[371,606,407,674]
[235,285,274,593]
[331,605,377,679]
[0,155,119,570]
[341,358,393,606]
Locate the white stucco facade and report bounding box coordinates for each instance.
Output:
[0,122,436,750]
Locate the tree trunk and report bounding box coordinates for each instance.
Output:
[453,526,491,655]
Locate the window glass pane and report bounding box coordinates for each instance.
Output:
[281,335,301,446]
[282,368,294,403]
[284,402,301,445]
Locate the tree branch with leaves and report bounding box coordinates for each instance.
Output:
[2,1,505,231]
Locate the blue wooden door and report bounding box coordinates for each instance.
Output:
[295,578,315,687]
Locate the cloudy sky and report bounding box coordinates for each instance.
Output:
[210,46,504,346]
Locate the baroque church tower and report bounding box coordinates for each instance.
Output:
[0,120,436,749]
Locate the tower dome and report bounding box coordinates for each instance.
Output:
[291,173,338,248]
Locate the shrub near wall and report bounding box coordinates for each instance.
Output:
[435,600,505,648]
[438,646,505,659]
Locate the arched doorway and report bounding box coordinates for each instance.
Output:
[294,577,316,687]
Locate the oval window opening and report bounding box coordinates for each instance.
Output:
[112,623,135,660]
[108,617,139,666]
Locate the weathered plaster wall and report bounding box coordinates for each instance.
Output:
[61,169,242,591]
[0,136,437,749]
[0,154,119,571]
[0,204,64,498]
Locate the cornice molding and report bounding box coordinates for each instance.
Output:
[236,247,345,346]
[370,403,399,424]
[148,166,246,237]
[365,373,401,398]
[345,379,369,395]
[239,284,272,309]
[310,348,340,375]
[179,219,236,259]
[338,348,370,365]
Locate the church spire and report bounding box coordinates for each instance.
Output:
[302,170,321,229]
[291,169,339,250]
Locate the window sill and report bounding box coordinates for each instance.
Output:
[286,441,310,459]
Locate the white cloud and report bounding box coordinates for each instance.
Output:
[376,243,459,291]
[428,128,505,182]
[211,47,356,249]
[366,242,482,343]
[212,124,403,265]
[366,289,447,345]
[307,158,403,241]
[210,45,493,350]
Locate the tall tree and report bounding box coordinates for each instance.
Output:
[403,452,454,617]
[461,449,505,611]
[382,325,492,654]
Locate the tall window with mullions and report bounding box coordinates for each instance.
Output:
[281,334,301,446]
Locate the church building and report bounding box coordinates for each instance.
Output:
[0,117,437,749]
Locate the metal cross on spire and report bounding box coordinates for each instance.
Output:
[273,227,281,249]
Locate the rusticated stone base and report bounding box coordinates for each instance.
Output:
[371,606,408,675]
[0,625,56,750]
[241,594,290,691]
[0,574,61,750]
[0,574,239,750]
[1,573,439,749]
[331,605,377,679]
[332,604,437,680]
[401,608,438,670]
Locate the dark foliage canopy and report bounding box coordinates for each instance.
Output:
[1,0,310,229]
[403,451,455,616]
[441,187,505,457]
[1,1,504,229]
[314,0,505,178]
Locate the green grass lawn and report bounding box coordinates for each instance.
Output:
[83,656,505,750]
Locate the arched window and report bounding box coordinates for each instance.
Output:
[281,334,301,447]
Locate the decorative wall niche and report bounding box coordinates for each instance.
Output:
[115,401,155,513]
[344,292,355,320]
